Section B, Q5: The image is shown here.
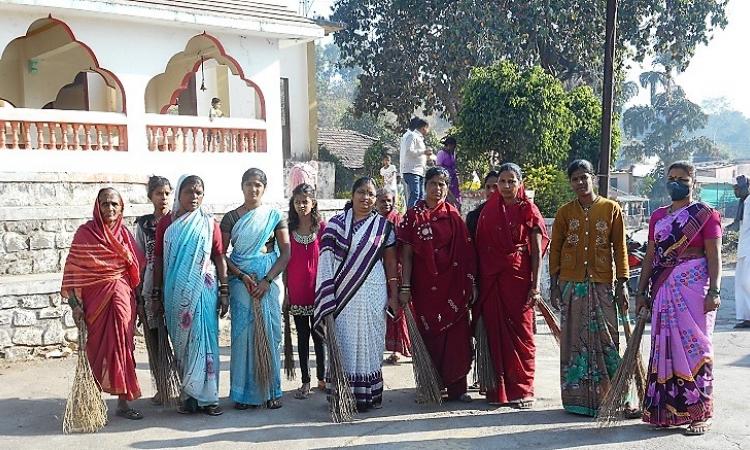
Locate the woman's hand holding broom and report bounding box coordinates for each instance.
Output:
[67,294,85,327]
[615,279,629,313]
[549,277,562,310]
[218,283,229,318]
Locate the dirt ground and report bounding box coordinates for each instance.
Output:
[1,269,748,449]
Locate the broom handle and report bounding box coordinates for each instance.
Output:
[618,301,646,405]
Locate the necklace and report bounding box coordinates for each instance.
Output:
[578,195,599,212]
[292,230,316,246]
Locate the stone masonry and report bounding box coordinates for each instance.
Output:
[0,171,346,360]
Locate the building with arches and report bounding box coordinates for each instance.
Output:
[0,1,342,357]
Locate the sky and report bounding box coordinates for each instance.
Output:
[305,0,750,117]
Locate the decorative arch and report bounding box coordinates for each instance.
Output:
[145,32,266,119]
[0,16,126,112]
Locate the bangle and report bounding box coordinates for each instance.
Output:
[388,277,399,282]
[263,275,274,284]
[707,287,720,296]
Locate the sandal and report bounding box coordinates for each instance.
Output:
[203,405,224,416]
[177,398,198,415]
[684,420,712,436]
[150,393,163,406]
[294,383,311,400]
[623,407,642,420]
[116,408,143,420]
[317,380,327,391]
[234,402,250,410]
[267,399,283,409]
[510,398,534,410]
[386,353,400,364]
[449,393,473,403]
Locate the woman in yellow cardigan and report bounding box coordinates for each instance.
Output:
[549,159,631,417]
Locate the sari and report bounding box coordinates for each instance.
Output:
[398,200,475,398]
[61,198,144,401]
[314,209,395,410]
[642,203,719,426]
[162,208,221,407]
[227,205,284,405]
[475,189,548,404]
[383,210,411,357]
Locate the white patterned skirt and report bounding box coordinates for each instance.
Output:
[330,261,387,409]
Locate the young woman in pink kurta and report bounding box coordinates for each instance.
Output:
[284,183,326,399]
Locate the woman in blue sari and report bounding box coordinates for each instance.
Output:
[153,175,229,416]
[222,168,291,409]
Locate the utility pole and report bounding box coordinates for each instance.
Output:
[598,0,618,197]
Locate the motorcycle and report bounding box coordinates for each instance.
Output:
[626,230,647,294]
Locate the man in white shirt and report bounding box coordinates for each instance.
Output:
[734,175,750,328]
[400,117,432,208]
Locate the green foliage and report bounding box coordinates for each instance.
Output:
[331,0,728,124]
[523,165,575,218]
[566,86,620,168]
[456,61,575,168]
[363,141,387,180]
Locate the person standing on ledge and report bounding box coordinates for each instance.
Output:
[400,117,432,208]
[733,175,750,329]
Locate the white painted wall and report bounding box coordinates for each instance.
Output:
[279,41,311,160]
[0,8,312,202]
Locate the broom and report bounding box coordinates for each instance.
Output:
[474,316,497,392]
[324,315,357,422]
[283,304,296,381]
[596,307,649,427]
[63,315,108,434]
[536,298,561,346]
[154,319,181,408]
[403,307,443,405]
[618,302,646,406]
[252,295,274,400]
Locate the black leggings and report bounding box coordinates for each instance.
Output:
[293,314,325,384]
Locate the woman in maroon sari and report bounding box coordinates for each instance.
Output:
[61,188,145,420]
[475,163,547,408]
[399,167,476,402]
[376,187,412,364]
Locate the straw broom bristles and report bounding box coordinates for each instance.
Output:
[403,307,443,405]
[618,303,647,406]
[536,298,561,346]
[283,305,296,381]
[62,319,108,434]
[155,320,181,408]
[324,315,357,423]
[252,297,274,399]
[474,316,497,392]
[596,307,649,427]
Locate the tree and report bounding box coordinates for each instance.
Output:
[331,0,728,123]
[523,165,575,218]
[566,85,620,169]
[456,61,575,168]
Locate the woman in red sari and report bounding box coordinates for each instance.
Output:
[475,163,547,408]
[399,167,476,402]
[376,187,412,364]
[61,188,145,420]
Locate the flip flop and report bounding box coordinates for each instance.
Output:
[234,403,250,410]
[294,384,311,400]
[203,405,224,416]
[116,408,143,420]
[267,399,283,409]
[510,398,534,409]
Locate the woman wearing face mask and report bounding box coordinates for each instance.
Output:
[152,175,229,416]
[549,159,631,417]
[634,161,722,436]
[222,168,291,410]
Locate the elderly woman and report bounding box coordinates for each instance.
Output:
[315,177,399,412]
[62,187,145,420]
[474,163,547,408]
[376,187,412,364]
[153,175,229,416]
[222,168,291,410]
[549,159,630,417]
[635,161,722,436]
[399,166,476,402]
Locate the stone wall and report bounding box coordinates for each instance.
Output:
[0,172,347,360]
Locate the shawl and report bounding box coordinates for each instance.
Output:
[61,196,144,298]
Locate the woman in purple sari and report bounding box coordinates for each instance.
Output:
[635,161,722,436]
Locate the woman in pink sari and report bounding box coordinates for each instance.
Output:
[635,161,722,436]
[62,188,145,420]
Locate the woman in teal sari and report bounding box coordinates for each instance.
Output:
[153,175,229,416]
[222,168,291,409]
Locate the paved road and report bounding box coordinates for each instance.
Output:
[1,271,748,449]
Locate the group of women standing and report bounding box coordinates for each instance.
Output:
[62,158,721,436]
